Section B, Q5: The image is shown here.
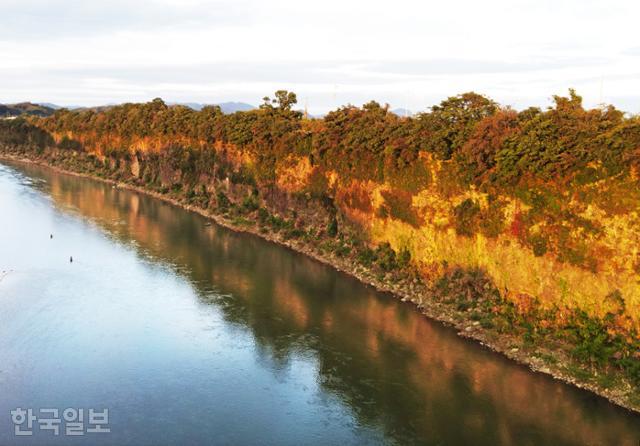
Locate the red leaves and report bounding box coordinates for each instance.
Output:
[510,211,526,240]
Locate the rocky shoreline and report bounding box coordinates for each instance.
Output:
[2,152,639,415]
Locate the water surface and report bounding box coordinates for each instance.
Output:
[0,161,639,445]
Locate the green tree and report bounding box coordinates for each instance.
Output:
[417,92,498,160]
[261,90,298,111]
[274,90,297,111]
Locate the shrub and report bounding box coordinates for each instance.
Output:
[379,189,422,227]
[433,267,500,305]
[397,247,411,268]
[216,191,231,211]
[230,165,257,186]
[375,242,397,272]
[327,216,338,237]
[383,153,431,193]
[478,196,506,238]
[58,135,83,151]
[617,354,640,385]
[283,227,304,240]
[528,234,549,257]
[453,199,481,236]
[357,247,377,267]
[334,244,351,257]
[242,195,259,212]
[257,207,270,225]
[569,311,616,368]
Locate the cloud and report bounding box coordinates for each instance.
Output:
[2,58,633,115]
[0,0,248,40]
[623,47,640,56]
[0,56,612,89]
[361,57,611,77]
[0,0,639,113]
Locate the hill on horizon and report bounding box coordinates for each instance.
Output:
[33,101,257,114]
[390,108,414,117]
[0,102,55,118]
[13,100,409,118]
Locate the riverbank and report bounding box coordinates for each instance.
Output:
[2,151,639,415]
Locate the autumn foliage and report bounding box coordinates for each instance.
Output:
[2,89,640,384]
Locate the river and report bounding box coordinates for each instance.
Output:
[0,160,638,445]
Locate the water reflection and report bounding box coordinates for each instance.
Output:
[2,161,640,446]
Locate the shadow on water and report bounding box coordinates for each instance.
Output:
[3,160,640,446]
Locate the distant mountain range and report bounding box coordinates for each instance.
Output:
[36,101,257,114]
[0,102,56,118]
[37,102,73,110]
[2,101,406,118]
[390,108,414,117]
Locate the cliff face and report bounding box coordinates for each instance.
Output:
[349,174,640,329]
[33,128,640,333]
[297,162,639,334]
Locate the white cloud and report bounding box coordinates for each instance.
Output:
[0,0,639,113]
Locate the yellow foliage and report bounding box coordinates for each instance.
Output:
[342,175,640,330]
[275,155,313,193]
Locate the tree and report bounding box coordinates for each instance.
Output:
[417,92,497,160]
[457,109,519,184]
[494,89,626,183]
[274,90,297,111]
[260,90,298,111]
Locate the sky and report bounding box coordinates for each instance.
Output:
[1,0,639,114]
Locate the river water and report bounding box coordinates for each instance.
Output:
[0,160,638,446]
